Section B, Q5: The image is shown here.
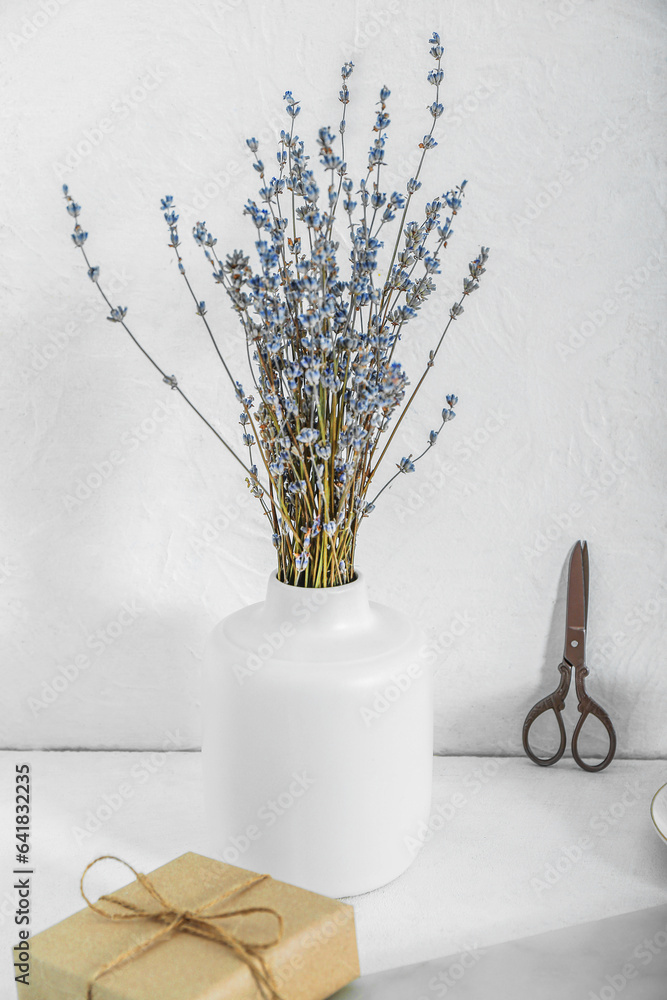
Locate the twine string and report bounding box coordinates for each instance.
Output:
[80,856,285,1000]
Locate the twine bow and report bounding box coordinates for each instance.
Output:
[80,855,286,1000]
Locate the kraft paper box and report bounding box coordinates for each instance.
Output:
[17,852,360,1000]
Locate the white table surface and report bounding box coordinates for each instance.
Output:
[0,752,665,999]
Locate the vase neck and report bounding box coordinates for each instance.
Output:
[259,571,374,636]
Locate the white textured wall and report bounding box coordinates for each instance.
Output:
[2,0,666,756]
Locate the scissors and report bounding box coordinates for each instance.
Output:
[522,540,617,772]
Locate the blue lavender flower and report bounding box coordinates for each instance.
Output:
[429,430,439,446]
[427,68,444,86]
[302,363,320,387]
[87,266,100,282]
[428,102,444,119]
[367,137,386,168]
[160,196,174,211]
[318,126,336,149]
[441,408,456,422]
[66,202,81,217]
[321,153,343,170]
[470,246,490,278]
[296,428,319,445]
[446,394,458,408]
[196,301,207,316]
[71,228,88,247]
[394,305,418,323]
[374,110,390,131]
[398,456,416,474]
[429,33,444,59]
[246,137,259,152]
[341,61,354,79]
[192,221,207,245]
[445,191,463,212]
[320,366,341,392]
[107,306,127,323]
[450,302,464,319]
[334,461,349,483]
[295,551,309,572]
[437,219,453,241]
[283,92,300,118]
[242,433,255,447]
[351,426,368,450]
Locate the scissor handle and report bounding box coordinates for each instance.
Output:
[522,662,571,767]
[571,666,617,772]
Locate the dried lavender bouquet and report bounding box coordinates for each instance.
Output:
[63,32,489,587]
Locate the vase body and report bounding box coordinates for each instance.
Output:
[202,570,433,897]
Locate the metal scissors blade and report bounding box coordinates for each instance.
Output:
[564,540,587,668]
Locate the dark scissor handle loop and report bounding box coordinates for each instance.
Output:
[522,662,571,767]
[571,668,617,772]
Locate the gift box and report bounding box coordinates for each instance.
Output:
[17,852,360,1000]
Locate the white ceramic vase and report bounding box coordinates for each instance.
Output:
[202,570,433,897]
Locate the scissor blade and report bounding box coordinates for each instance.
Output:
[564,541,587,664]
[582,540,589,630]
